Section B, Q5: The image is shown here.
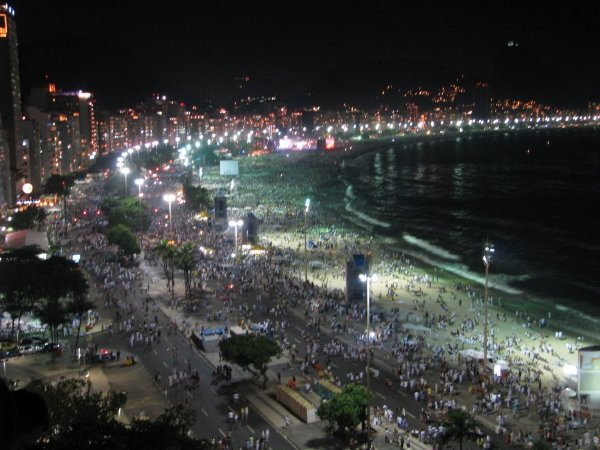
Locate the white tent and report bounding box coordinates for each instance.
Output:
[401,323,432,337]
[309,260,324,269]
[493,360,510,377]
[4,230,49,252]
[459,349,485,361]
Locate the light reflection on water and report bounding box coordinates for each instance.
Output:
[336,128,600,333]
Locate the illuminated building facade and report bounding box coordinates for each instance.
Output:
[26,83,97,177]
[0,3,24,207]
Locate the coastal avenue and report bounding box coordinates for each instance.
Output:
[57,161,443,449]
[7,142,595,450]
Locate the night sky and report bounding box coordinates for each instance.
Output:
[10,1,600,108]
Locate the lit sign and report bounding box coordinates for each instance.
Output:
[0,14,7,38]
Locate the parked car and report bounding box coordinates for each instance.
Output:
[19,337,48,354]
[42,342,64,355]
[0,340,20,357]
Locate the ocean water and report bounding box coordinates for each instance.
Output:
[326,127,600,339]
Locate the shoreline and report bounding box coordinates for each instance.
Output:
[282,130,600,344]
[205,133,599,392]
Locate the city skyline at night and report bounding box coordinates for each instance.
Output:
[10,1,600,108]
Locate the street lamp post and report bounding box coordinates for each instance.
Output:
[359,273,377,449]
[135,178,144,232]
[120,166,130,197]
[304,198,310,282]
[229,219,243,256]
[482,240,494,365]
[163,193,176,231]
[229,219,243,324]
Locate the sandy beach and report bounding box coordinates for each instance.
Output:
[184,143,600,448]
[224,147,589,387]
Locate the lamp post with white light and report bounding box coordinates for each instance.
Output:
[304,198,310,282]
[135,178,144,232]
[163,193,176,230]
[120,167,130,197]
[229,219,243,256]
[359,273,377,448]
[482,240,494,365]
[229,219,243,324]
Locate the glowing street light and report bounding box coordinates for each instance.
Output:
[135,178,144,231]
[163,193,176,230]
[229,219,243,256]
[304,198,310,281]
[482,240,495,365]
[120,166,130,196]
[359,273,377,448]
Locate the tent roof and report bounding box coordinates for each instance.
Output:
[4,230,49,252]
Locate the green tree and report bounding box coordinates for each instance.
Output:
[218,334,281,388]
[177,241,197,301]
[0,247,44,339]
[155,239,176,293]
[531,440,553,450]
[8,205,47,230]
[317,383,371,438]
[182,183,211,212]
[140,143,175,171]
[438,409,478,450]
[15,378,214,449]
[35,256,89,345]
[107,224,140,256]
[66,289,95,354]
[101,196,150,233]
[43,174,75,229]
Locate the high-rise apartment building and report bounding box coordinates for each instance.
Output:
[27,83,98,176]
[0,3,24,207]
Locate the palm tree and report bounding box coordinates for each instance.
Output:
[43,174,75,232]
[176,241,197,302]
[67,290,94,355]
[438,409,478,450]
[155,239,176,293]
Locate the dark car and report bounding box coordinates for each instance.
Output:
[19,337,48,354]
[42,342,64,354]
[0,340,19,357]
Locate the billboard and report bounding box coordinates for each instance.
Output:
[220,160,239,176]
[580,349,600,371]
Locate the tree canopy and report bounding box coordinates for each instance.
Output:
[43,174,75,228]
[101,196,150,233]
[155,239,176,293]
[35,256,90,344]
[107,224,140,256]
[0,250,89,343]
[8,205,47,230]
[176,241,198,301]
[182,183,211,212]
[0,247,45,338]
[7,378,213,450]
[43,174,74,198]
[218,333,281,388]
[437,409,479,450]
[317,383,371,438]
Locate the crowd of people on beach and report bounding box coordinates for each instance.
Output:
[56,154,600,450]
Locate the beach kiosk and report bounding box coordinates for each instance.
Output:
[577,345,600,408]
[214,190,228,227]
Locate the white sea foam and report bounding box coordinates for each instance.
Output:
[395,245,524,295]
[403,234,460,261]
[343,184,391,228]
